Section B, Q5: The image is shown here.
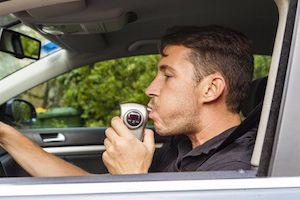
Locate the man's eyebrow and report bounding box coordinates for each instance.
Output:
[158,64,176,72]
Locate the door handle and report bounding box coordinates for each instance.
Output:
[41,133,66,143]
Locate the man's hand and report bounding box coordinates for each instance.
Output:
[102,116,155,174]
[0,121,6,139]
[0,121,17,146]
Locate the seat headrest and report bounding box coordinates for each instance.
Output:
[241,77,268,117]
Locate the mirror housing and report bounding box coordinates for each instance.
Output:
[0,28,41,60]
[0,99,37,126]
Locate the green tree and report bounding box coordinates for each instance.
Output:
[254,55,271,79]
[58,55,158,127]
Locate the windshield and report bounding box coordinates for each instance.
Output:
[0,23,60,80]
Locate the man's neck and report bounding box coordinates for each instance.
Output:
[187,112,241,149]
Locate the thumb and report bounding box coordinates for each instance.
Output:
[143,129,155,152]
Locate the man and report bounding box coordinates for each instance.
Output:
[0,25,255,176]
[102,26,255,174]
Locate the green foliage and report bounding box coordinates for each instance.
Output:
[254,55,271,79]
[58,55,159,127]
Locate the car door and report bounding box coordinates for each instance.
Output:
[0,127,108,176]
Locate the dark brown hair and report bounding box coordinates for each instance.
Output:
[159,25,254,113]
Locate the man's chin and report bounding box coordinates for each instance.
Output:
[154,124,179,137]
[155,130,170,136]
[153,124,167,136]
[152,118,181,136]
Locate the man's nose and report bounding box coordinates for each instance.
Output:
[145,77,160,97]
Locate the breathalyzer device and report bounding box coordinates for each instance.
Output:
[120,103,148,141]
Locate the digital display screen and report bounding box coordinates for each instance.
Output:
[128,114,140,121]
[126,111,142,127]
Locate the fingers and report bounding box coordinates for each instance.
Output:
[110,116,133,138]
[143,129,155,153]
[103,138,115,159]
[0,121,11,129]
[102,151,109,163]
[102,151,115,174]
[102,126,154,175]
[103,138,115,174]
[104,138,112,149]
[105,127,120,143]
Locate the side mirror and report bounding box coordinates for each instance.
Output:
[0,99,36,127]
[0,28,41,60]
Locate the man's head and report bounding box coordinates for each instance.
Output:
[146,25,254,136]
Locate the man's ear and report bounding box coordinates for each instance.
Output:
[201,73,226,103]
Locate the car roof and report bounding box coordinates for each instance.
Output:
[12,0,278,59]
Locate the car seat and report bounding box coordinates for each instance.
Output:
[200,76,268,163]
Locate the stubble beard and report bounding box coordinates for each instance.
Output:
[155,106,200,137]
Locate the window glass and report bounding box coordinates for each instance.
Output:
[19,55,158,128]
[17,54,270,129]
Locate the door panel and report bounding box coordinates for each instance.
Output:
[0,127,169,177]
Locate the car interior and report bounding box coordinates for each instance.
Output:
[0,0,287,179]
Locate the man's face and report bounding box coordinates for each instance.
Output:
[146,45,203,136]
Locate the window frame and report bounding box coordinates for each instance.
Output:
[0,0,298,197]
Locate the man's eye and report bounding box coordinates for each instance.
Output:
[164,74,173,79]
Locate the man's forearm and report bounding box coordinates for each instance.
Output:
[0,124,89,177]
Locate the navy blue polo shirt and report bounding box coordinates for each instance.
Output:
[150,126,257,172]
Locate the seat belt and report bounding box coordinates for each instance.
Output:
[199,102,263,166]
[218,102,262,150]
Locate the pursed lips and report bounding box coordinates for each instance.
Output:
[147,104,155,119]
[146,107,152,112]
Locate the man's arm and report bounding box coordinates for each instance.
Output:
[0,122,89,177]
